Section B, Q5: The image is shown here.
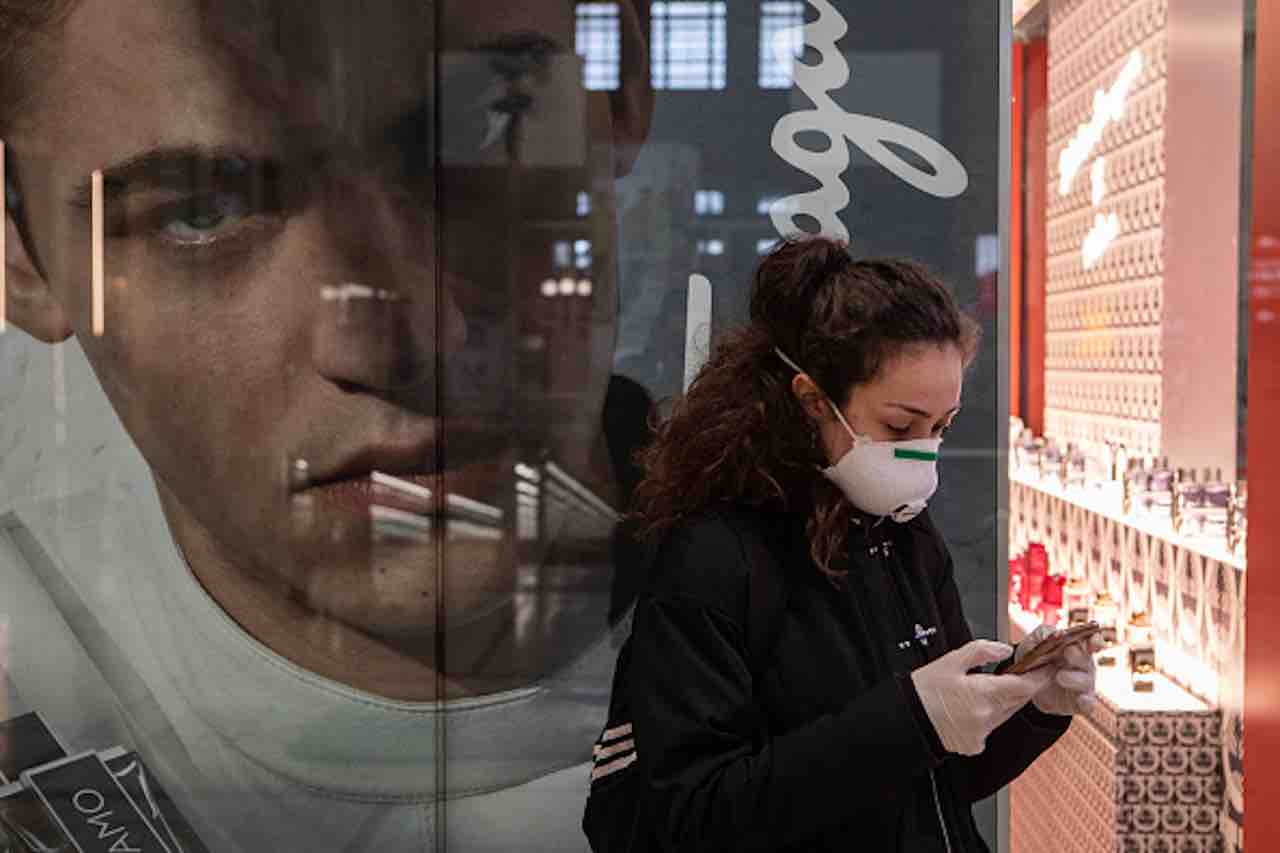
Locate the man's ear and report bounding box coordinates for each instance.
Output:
[5,213,72,342]
[611,0,654,177]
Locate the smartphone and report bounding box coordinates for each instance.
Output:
[1003,621,1102,675]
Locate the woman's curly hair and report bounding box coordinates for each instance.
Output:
[630,235,981,578]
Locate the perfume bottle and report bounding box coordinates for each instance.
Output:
[1143,457,1175,517]
[1009,554,1026,612]
[1083,441,1109,488]
[1025,543,1048,615]
[1064,571,1092,627]
[1036,441,1058,482]
[1013,429,1037,475]
[1093,592,1119,667]
[1040,574,1066,627]
[1065,444,1088,489]
[1107,441,1127,482]
[1122,457,1147,515]
[1128,611,1156,692]
[1171,468,1202,534]
[1097,442,1126,506]
[1228,480,1247,556]
[1187,468,1229,538]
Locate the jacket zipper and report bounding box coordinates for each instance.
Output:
[872,531,955,853]
[928,770,954,853]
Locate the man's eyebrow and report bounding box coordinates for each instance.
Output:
[470,30,567,61]
[68,146,272,208]
[888,402,962,419]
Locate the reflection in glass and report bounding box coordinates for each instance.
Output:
[651,2,727,90]
[759,1,806,89]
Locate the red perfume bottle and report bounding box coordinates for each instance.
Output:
[1039,574,1066,626]
[1026,543,1048,614]
[1009,554,1026,611]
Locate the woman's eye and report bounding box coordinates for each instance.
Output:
[887,424,912,436]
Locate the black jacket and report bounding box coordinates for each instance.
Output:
[630,505,1070,852]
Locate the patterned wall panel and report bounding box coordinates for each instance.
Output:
[1045,0,1168,458]
[1009,698,1224,853]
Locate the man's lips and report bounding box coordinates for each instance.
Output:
[300,473,438,515]
[294,419,510,495]
[292,464,508,528]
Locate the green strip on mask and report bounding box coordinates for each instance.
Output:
[894,449,938,462]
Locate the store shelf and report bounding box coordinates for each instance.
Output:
[1010,467,1245,572]
[1009,606,1212,713]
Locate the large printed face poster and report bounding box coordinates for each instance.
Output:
[0,1,999,849]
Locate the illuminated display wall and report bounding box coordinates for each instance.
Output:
[1044,0,1168,457]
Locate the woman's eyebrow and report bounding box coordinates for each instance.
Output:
[887,402,961,418]
[68,147,273,208]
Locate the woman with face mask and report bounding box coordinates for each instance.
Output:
[623,236,1097,852]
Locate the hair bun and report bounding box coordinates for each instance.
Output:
[750,235,853,334]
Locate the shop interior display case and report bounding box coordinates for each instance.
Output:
[1007,0,1251,850]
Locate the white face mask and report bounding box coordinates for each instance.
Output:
[777,348,941,522]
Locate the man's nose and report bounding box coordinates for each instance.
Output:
[308,178,468,395]
[311,284,447,389]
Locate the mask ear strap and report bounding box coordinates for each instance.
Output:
[825,399,859,444]
[775,347,859,443]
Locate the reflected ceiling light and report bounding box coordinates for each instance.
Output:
[558,276,576,295]
[0,140,5,334]
[576,278,593,296]
[91,169,104,337]
[540,278,558,297]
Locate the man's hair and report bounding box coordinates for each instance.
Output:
[0,1,77,132]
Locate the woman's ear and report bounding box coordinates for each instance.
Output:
[611,0,654,177]
[5,212,72,342]
[790,373,831,423]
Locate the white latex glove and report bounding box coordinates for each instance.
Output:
[910,640,1055,756]
[1016,624,1102,717]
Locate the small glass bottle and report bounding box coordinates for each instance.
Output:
[1040,574,1066,627]
[1122,457,1147,515]
[1065,444,1088,489]
[1172,468,1203,533]
[1093,592,1119,667]
[1228,480,1247,556]
[1025,543,1049,615]
[1064,570,1092,627]
[1040,442,1063,484]
[1009,554,1027,612]
[1194,467,1230,539]
[1128,611,1156,692]
[1142,457,1175,517]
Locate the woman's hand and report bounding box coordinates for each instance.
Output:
[1016,624,1102,717]
[911,640,1055,756]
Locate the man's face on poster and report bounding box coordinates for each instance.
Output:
[5,0,644,692]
